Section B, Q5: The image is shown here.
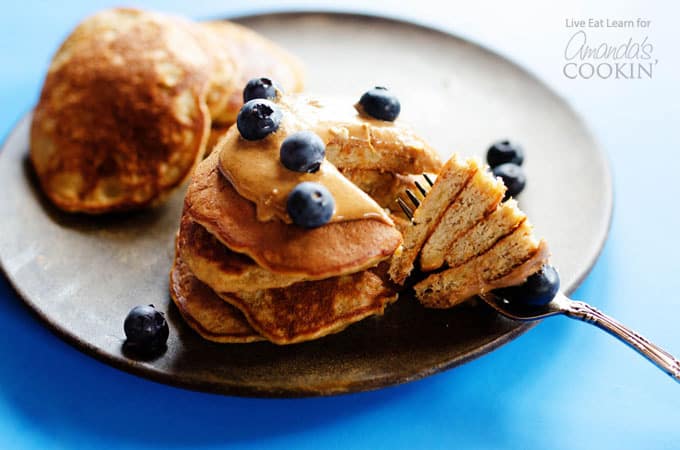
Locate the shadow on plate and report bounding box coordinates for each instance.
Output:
[21,154,176,234]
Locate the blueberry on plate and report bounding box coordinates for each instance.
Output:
[495,265,560,307]
[492,163,526,200]
[286,182,335,228]
[280,131,326,173]
[487,140,524,168]
[124,304,169,354]
[236,99,282,141]
[356,86,401,121]
[243,77,280,103]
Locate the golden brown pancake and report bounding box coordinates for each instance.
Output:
[225,94,442,175]
[170,253,263,343]
[30,8,212,213]
[178,214,306,292]
[206,124,231,156]
[188,24,239,122]
[217,265,397,345]
[201,21,305,125]
[184,151,402,278]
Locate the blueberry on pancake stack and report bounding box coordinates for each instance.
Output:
[170,86,443,344]
[30,8,304,214]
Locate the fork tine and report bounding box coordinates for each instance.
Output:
[423,173,434,187]
[405,189,421,208]
[396,197,413,220]
[414,180,428,197]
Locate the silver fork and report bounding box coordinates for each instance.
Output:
[398,177,680,383]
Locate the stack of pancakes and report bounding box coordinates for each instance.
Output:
[30,8,304,213]
[389,157,549,308]
[171,94,442,344]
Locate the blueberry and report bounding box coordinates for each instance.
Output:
[487,140,524,168]
[492,163,526,200]
[356,87,400,121]
[280,131,326,173]
[236,99,282,141]
[124,305,169,354]
[495,265,560,307]
[243,77,280,103]
[286,182,335,228]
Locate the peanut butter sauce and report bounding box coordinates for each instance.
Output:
[218,95,394,225]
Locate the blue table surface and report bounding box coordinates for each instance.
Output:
[2,1,679,449]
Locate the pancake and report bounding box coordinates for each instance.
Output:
[419,167,505,271]
[262,95,442,175]
[206,124,231,156]
[215,94,442,226]
[184,151,403,278]
[414,223,549,308]
[30,8,211,213]
[178,214,306,292]
[170,253,263,343]
[388,156,477,284]
[201,21,305,125]
[189,24,239,123]
[217,264,397,345]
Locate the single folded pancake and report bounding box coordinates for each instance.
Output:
[30,8,212,213]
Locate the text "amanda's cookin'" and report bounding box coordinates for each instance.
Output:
[563,30,657,80]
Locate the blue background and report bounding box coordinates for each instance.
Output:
[1,1,679,449]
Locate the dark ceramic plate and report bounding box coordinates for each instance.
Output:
[0,12,612,397]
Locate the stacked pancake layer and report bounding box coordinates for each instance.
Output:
[171,94,442,344]
[389,156,549,308]
[30,8,304,214]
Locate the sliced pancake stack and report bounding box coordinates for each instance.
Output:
[171,93,442,344]
[389,156,549,308]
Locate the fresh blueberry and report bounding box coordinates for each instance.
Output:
[280,131,326,173]
[286,182,335,228]
[495,265,560,307]
[487,140,524,168]
[243,77,280,103]
[492,163,526,200]
[236,99,282,141]
[357,87,401,121]
[124,305,169,354]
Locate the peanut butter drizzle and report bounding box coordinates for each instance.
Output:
[218,95,394,225]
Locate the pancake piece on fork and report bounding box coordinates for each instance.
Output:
[389,154,550,308]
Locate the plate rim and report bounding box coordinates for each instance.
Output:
[0,10,613,398]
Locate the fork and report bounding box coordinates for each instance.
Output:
[398,176,680,383]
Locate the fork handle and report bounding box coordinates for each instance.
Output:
[562,299,680,382]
